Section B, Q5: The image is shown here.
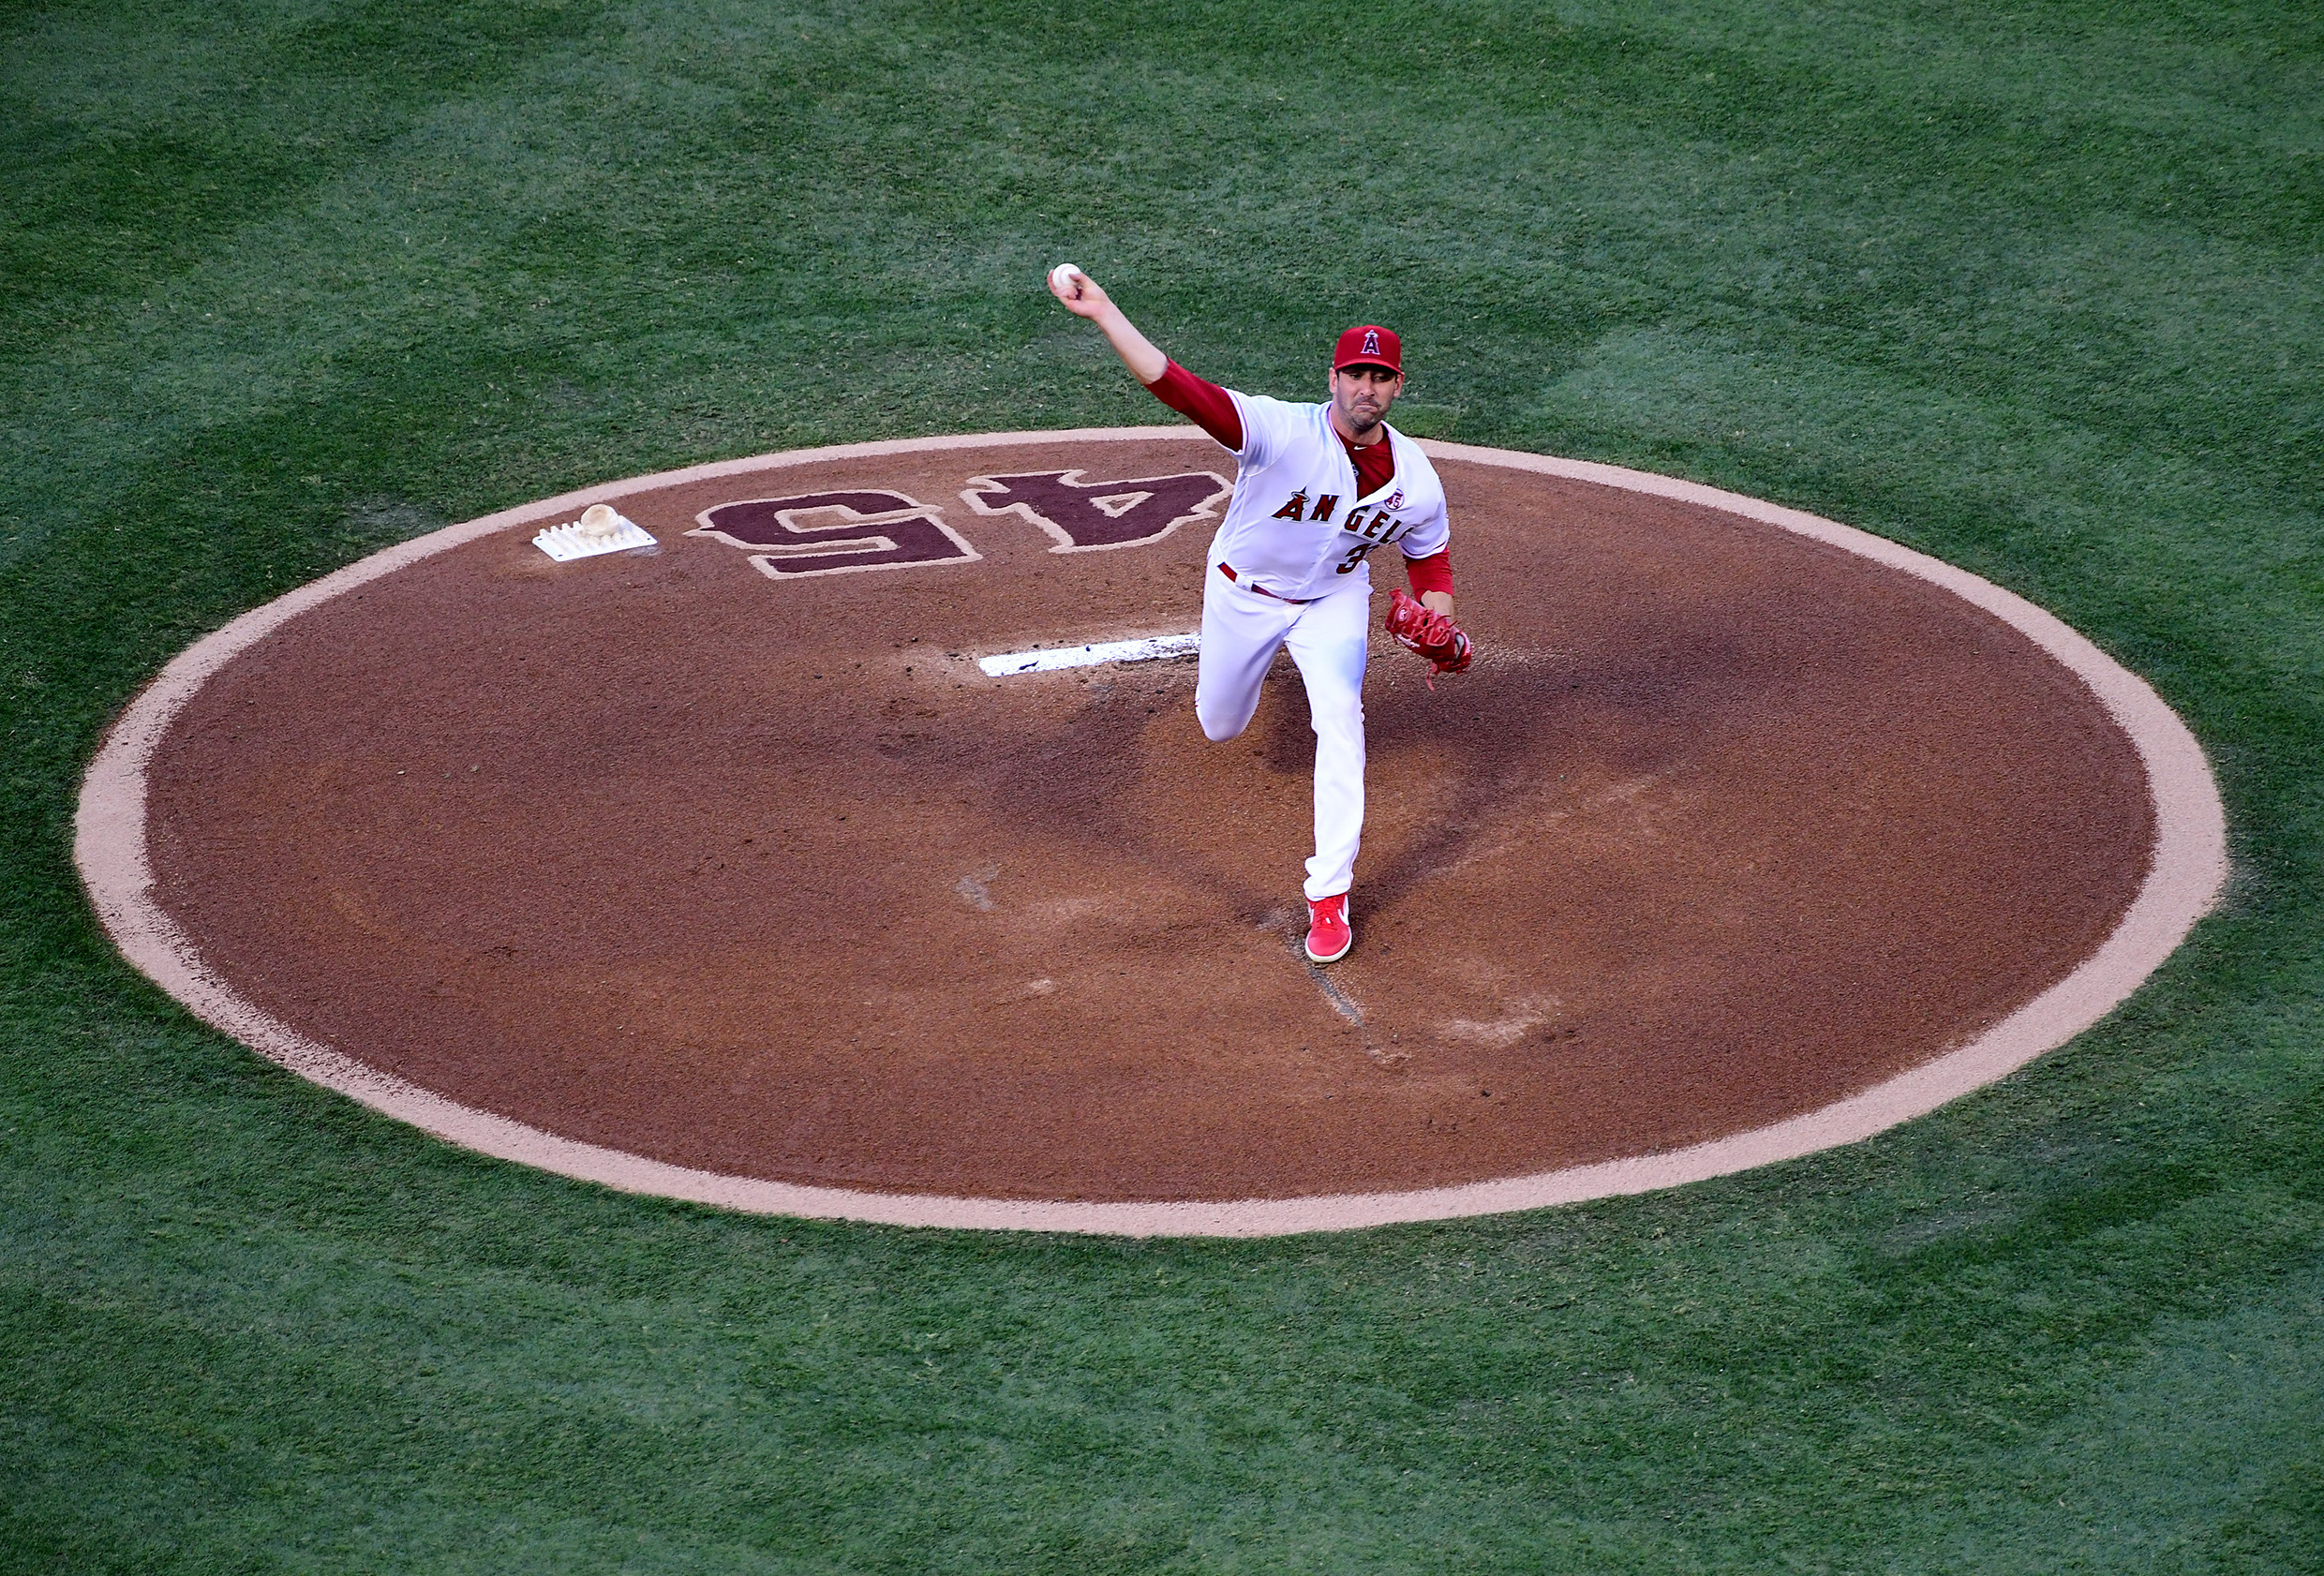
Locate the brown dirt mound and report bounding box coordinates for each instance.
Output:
[141,434,2153,1201]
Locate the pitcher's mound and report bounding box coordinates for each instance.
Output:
[81,430,2222,1233]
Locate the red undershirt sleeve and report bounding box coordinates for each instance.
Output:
[1403,549,1454,599]
[1141,360,1244,452]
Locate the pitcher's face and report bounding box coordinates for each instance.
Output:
[1329,364,1403,438]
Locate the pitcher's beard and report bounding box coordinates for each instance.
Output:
[1340,398,1388,440]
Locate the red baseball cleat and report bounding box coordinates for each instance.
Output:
[1304,893,1353,963]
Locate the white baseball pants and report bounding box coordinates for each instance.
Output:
[1195,566,1371,901]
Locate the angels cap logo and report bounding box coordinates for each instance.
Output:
[1332,323,1402,374]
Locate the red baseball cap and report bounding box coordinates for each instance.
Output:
[1333,324,1402,374]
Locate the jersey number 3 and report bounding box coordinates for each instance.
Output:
[1336,540,1381,575]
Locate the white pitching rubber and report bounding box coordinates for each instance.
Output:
[978,632,1199,676]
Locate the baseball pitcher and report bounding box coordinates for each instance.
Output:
[1049,266,1472,963]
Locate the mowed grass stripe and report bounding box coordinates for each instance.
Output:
[2,0,2319,1569]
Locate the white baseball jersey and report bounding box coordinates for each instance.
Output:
[1207,394,1451,602]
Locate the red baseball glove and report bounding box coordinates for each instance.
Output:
[1383,588,1472,685]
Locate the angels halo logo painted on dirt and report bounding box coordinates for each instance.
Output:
[685,489,981,579]
[960,468,1229,552]
[678,466,1230,580]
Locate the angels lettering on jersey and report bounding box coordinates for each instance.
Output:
[1205,391,1451,599]
[1271,485,1417,574]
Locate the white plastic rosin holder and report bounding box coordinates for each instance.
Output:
[533,503,656,561]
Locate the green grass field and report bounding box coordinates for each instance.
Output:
[6,0,2320,1569]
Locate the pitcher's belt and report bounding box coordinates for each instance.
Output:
[1216,562,1314,603]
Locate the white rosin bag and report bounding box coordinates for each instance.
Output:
[533,502,655,561]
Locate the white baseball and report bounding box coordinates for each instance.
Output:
[1049,261,1085,295]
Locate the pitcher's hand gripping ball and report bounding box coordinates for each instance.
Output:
[1384,587,1472,683]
